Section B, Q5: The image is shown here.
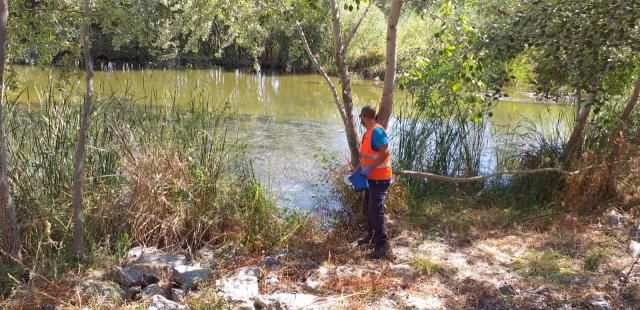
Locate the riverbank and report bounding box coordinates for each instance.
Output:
[3,201,639,309]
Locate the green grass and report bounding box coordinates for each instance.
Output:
[583,254,604,271]
[512,250,576,284]
[410,256,457,277]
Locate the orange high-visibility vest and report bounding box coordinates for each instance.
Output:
[360,124,393,180]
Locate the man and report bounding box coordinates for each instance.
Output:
[356,105,393,259]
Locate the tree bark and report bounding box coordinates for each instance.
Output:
[563,91,595,166]
[73,0,94,260]
[609,70,640,158]
[575,88,582,121]
[377,0,403,129]
[616,71,640,133]
[563,63,610,167]
[0,0,20,262]
[330,0,360,167]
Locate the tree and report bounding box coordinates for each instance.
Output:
[295,0,374,167]
[479,0,640,166]
[377,0,402,129]
[294,0,407,165]
[0,0,19,262]
[72,0,95,259]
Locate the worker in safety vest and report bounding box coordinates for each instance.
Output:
[355,105,394,260]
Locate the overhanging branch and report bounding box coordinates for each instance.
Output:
[295,21,347,125]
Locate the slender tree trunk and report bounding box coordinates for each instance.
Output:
[563,91,595,166]
[609,70,640,158]
[616,71,640,133]
[73,0,94,260]
[0,0,20,262]
[563,64,609,167]
[377,0,403,129]
[330,0,360,167]
[575,88,582,121]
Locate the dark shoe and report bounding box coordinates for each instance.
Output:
[368,243,395,260]
[357,234,373,246]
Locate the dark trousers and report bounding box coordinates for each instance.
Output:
[363,179,390,247]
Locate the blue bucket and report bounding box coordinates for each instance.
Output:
[348,173,369,192]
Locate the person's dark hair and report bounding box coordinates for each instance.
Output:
[360,105,377,120]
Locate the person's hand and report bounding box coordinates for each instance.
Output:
[352,166,362,174]
[361,166,372,176]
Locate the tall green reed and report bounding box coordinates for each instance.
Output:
[1,75,309,278]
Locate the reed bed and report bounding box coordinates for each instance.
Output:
[1,82,310,295]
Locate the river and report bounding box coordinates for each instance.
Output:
[14,66,572,211]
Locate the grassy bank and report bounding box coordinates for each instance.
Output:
[0,88,313,299]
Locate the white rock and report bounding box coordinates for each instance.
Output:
[172,263,212,289]
[126,247,187,269]
[148,294,186,310]
[335,265,380,278]
[216,266,261,303]
[630,241,640,258]
[587,299,610,310]
[142,284,164,299]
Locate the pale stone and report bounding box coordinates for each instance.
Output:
[148,294,187,310]
[172,263,212,289]
[216,266,261,303]
[630,240,640,258]
[142,284,164,299]
[126,246,187,269]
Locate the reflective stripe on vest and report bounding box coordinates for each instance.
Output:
[359,124,393,180]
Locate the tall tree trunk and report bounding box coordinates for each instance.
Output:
[377,0,403,129]
[616,71,640,134]
[330,0,360,167]
[575,88,582,121]
[609,70,640,158]
[73,0,94,260]
[563,91,595,166]
[563,64,609,167]
[0,0,19,262]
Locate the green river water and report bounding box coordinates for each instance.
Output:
[15,66,572,210]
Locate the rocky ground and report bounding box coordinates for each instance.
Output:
[54,208,640,310]
[5,210,640,309]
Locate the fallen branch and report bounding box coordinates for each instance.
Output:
[395,167,576,183]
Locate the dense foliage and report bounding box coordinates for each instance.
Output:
[8,0,433,75]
